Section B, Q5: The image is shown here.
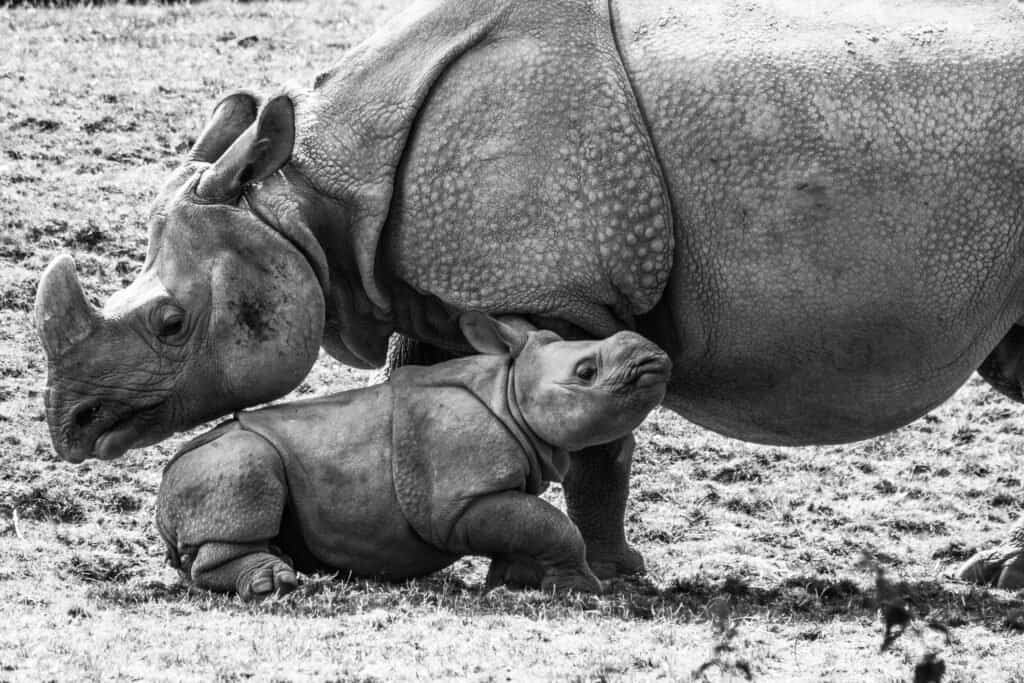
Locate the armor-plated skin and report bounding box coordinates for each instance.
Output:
[156,317,670,598]
[614,1,1024,444]
[34,0,1024,589]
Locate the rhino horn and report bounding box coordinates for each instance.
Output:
[189,91,261,163]
[35,255,102,360]
[196,95,295,201]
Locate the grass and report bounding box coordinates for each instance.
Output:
[2,0,1024,679]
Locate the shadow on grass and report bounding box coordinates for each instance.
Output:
[84,568,1024,633]
[656,573,1024,630]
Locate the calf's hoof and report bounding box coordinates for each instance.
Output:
[485,556,544,590]
[237,556,298,601]
[540,569,604,595]
[587,543,645,580]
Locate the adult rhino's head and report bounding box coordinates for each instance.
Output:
[460,313,671,451]
[35,93,328,463]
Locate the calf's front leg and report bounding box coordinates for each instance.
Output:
[446,491,602,594]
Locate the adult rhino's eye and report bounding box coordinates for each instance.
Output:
[156,306,186,340]
[574,360,597,383]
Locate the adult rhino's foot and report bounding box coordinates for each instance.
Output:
[563,435,646,580]
[959,522,1024,590]
[235,553,298,601]
[585,542,645,580]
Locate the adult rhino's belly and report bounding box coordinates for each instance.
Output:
[616,1,1024,444]
[659,314,1006,446]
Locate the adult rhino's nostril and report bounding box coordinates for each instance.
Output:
[73,402,102,429]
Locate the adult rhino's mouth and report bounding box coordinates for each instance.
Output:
[60,399,166,463]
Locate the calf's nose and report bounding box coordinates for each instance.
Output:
[607,332,672,387]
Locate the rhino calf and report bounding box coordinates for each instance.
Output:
[156,314,669,599]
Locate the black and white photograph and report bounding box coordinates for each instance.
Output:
[2,0,1023,679]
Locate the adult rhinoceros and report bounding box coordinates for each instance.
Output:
[35,0,1024,588]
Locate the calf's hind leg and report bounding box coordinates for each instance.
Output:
[447,492,602,593]
[186,543,298,601]
[963,325,1024,589]
[156,428,297,599]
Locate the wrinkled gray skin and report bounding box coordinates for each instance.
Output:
[36,0,1024,588]
[156,314,670,599]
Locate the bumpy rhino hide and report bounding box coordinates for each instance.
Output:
[232,356,566,552]
[292,0,673,335]
[389,355,569,548]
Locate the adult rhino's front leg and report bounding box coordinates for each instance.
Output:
[380,333,462,379]
[563,435,644,579]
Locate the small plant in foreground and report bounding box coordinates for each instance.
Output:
[861,555,951,683]
[691,597,753,681]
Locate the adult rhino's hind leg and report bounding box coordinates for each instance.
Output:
[962,326,1024,589]
[563,434,645,579]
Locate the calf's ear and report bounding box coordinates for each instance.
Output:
[459,312,530,358]
[196,95,295,201]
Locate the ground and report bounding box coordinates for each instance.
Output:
[1,1,1023,680]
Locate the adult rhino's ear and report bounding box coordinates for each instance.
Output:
[189,91,260,163]
[195,95,295,201]
[459,312,532,358]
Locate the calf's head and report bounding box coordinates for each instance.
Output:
[35,93,325,463]
[461,314,671,450]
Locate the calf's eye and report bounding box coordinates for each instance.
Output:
[575,361,597,382]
